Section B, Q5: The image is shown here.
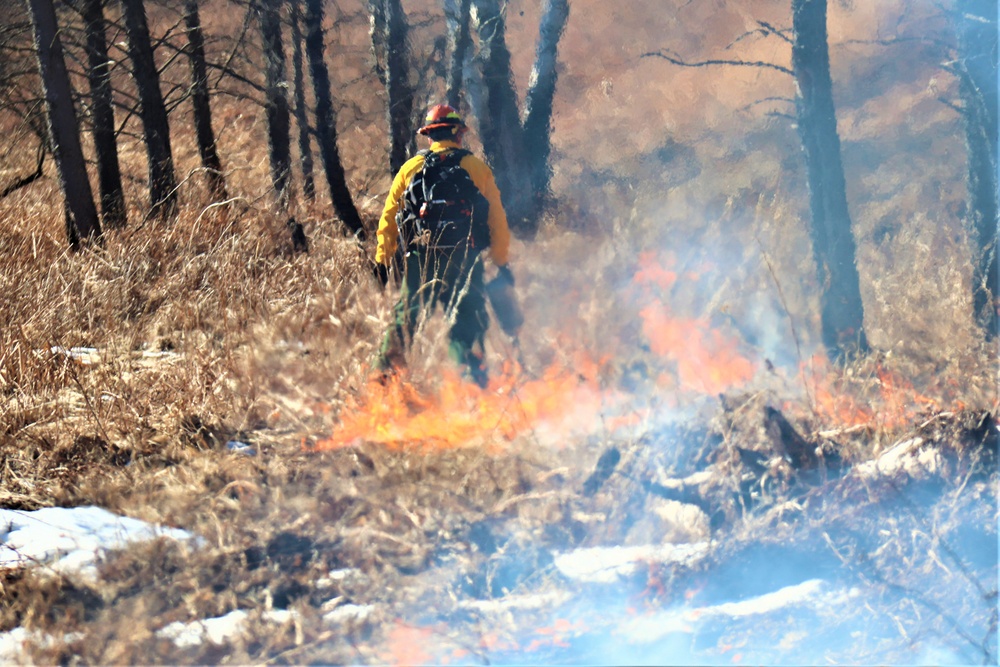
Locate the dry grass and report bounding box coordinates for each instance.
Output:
[0,0,996,663]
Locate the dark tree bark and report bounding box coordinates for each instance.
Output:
[522,0,569,212]
[290,0,315,201]
[259,0,306,250]
[471,0,535,235]
[445,0,472,108]
[259,0,291,209]
[955,0,998,338]
[185,0,227,201]
[305,0,366,238]
[368,0,387,87]
[26,0,101,245]
[384,0,415,174]
[82,0,125,228]
[120,0,177,218]
[792,0,868,358]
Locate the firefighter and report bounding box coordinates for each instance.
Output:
[373,104,514,388]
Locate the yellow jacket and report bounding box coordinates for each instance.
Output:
[375,140,511,267]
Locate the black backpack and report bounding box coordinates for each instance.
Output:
[396,149,490,252]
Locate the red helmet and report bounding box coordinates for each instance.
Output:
[418,104,466,135]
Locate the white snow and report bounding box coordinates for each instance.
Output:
[0,506,193,579]
[553,542,710,584]
[157,610,296,648]
[48,346,101,365]
[620,579,854,643]
[855,437,943,480]
[0,628,84,663]
[458,591,570,613]
[322,603,375,625]
[157,605,376,650]
[0,628,31,664]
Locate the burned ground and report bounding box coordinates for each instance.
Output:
[0,0,997,663]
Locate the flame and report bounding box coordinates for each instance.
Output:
[634,252,757,395]
[804,354,954,429]
[380,623,435,666]
[312,352,617,451]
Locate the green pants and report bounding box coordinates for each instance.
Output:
[378,247,490,387]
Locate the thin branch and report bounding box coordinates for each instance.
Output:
[937,96,965,115]
[642,49,794,76]
[756,20,793,44]
[838,36,944,49]
[741,96,796,112]
[0,142,45,199]
[726,20,792,50]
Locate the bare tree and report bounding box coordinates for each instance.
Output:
[791,0,868,355]
[120,0,178,218]
[444,0,471,108]
[955,0,998,338]
[368,0,387,87]
[522,0,569,213]
[26,0,101,246]
[259,0,291,208]
[305,0,365,239]
[379,0,415,174]
[82,0,125,228]
[645,0,868,359]
[290,0,315,201]
[368,0,415,174]
[468,0,569,237]
[185,0,227,201]
[258,0,307,250]
[470,0,535,234]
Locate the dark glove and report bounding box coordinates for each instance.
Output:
[373,262,390,287]
[495,264,515,287]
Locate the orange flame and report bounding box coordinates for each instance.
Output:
[312,353,618,451]
[380,623,435,666]
[634,252,757,395]
[804,354,952,429]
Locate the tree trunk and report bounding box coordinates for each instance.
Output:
[791,0,868,358]
[368,0,387,87]
[445,0,472,108]
[956,0,998,339]
[305,0,366,239]
[82,0,125,228]
[384,0,415,174]
[184,0,226,201]
[259,0,306,250]
[259,0,291,209]
[290,0,315,201]
[120,0,177,218]
[471,0,535,236]
[522,0,568,212]
[26,0,101,246]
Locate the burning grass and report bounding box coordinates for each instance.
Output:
[1,198,994,663]
[0,0,997,662]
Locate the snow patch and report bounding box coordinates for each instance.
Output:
[554,542,710,583]
[458,591,571,613]
[0,628,31,663]
[0,628,84,663]
[620,579,856,643]
[157,610,296,648]
[322,603,375,625]
[856,437,942,479]
[0,506,193,579]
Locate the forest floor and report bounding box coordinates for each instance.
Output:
[0,205,996,665]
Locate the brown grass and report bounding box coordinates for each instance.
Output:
[0,0,996,663]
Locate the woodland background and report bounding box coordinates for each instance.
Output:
[0,0,996,664]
